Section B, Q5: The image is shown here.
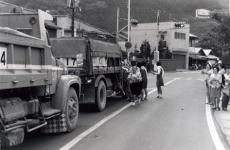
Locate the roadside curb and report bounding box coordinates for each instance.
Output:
[212,109,230,150]
[213,110,230,150]
[206,100,230,150]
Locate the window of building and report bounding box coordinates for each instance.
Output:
[174,32,186,40]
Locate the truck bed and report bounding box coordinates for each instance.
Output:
[0,27,52,90]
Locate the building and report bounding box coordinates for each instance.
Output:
[188,33,219,68]
[188,47,207,69]
[189,33,199,47]
[53,15,115,41]
[0,1,115,42]
[130,22,190,70]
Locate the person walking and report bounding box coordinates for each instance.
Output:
[139,61,148,101]
[221,67,230,111]
[209,66,222,110]
[153,61,164,99]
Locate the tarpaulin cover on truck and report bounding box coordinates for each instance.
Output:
[50,38,121,58]
[51,38,87,58]
[90,39,121,58]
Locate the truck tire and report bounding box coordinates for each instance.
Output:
[95,80,107,112]
[65,87,79,132]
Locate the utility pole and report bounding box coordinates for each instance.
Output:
[70,0,76,37]
[127,0,131,42]
[116,7,120,42]
[155,10,160,61]
[229,0,230,16]
[152,10,160,71]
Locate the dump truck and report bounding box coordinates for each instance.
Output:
[0,10,81,147]
[51,37,123,111]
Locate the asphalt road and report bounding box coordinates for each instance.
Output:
[5,72,217,150]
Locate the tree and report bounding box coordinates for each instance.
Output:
[198,14,230,65]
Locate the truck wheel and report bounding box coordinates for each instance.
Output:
[65,87,79,132]
[95,80,107,112]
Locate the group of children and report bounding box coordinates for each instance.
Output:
[122,59,165,103]
[122,60,148,102]
[202,63,230,111]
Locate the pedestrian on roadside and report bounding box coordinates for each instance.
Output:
[152,61,164,99]
[201,63,213,104]
[139,61,148,101]
[209,66,222,110]
[221,67,230,111]
[218,63,226,102]
[122,60,132,101]
[218,63,226,85]
[128,61,142,102]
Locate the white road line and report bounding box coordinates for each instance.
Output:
[148,78,181,95]
[206,98,226,150]
[59,78,180,150]
[185,77,192,80]
[197,79,204,82]
[59,103,132,150]
[180,71,200,74]
[165,77,181,86]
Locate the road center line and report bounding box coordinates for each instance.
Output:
[59,78,180,150]
[206,98,226,150]
[148,77,181,95]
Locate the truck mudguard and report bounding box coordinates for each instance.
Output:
[94,75,106,87]
[51,75,81,111]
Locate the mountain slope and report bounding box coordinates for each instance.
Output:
[2,0,224,37]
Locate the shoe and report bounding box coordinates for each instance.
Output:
[131,102,136,106]
[157,96,160,98]
[223,108,227,111]
[211,107,216,110]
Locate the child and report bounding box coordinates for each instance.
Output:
[139,62,148,100]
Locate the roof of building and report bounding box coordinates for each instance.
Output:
[207,55,219,60]
[189,47,202,54]
[54,15,114,37]
[131,22,189,31]
[189,33,198,39]
[45,20,61,30]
